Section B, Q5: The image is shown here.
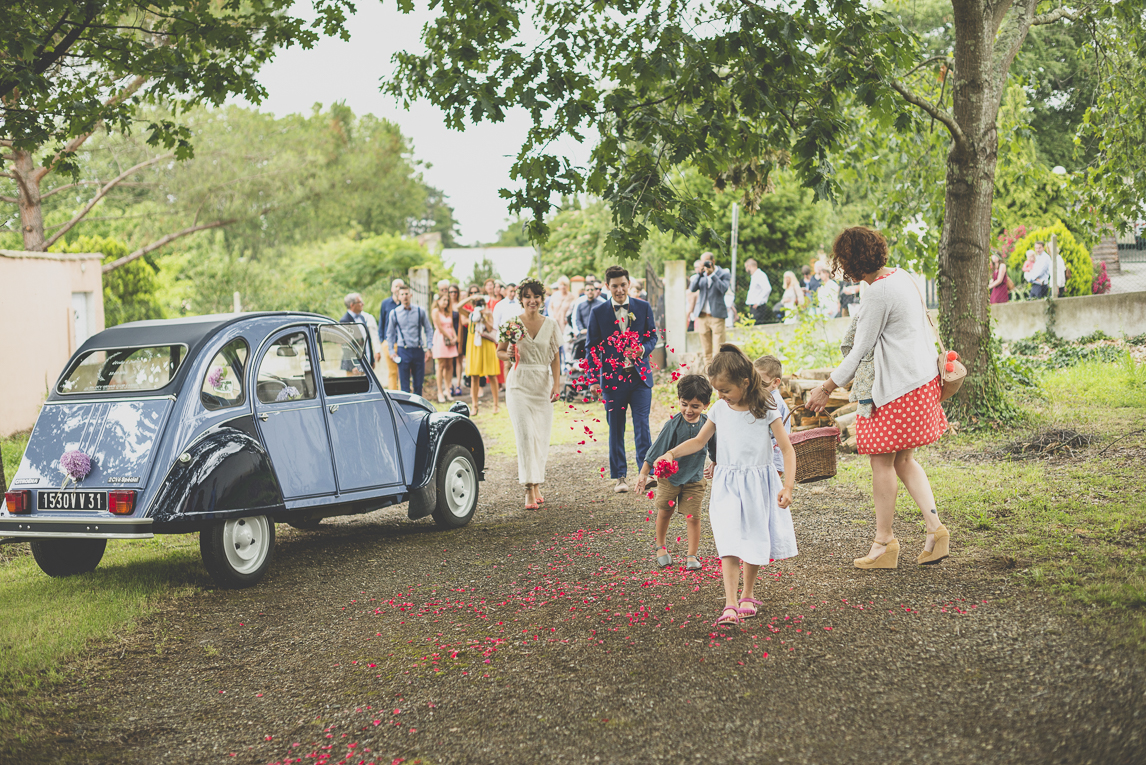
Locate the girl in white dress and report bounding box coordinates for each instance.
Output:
[654,343,797,627]
[497,278,562,509]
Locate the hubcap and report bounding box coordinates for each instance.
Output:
[222,516,270,575]
[444,456,476,518]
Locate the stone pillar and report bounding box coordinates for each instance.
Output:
[664,260,688,367]
[408,267,431,311]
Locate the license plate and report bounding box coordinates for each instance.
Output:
[37,491,107,511]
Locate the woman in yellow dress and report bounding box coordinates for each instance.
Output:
[459,295,501,414]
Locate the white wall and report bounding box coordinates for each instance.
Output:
[0,250,105,436]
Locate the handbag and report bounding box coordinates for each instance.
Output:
[909,277,967,402]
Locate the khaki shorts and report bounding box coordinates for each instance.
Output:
[655,479,706,516]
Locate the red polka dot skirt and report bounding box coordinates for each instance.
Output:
[856,375,948,455]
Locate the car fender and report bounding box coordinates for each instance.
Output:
[407,413,485,520]
[148,416,285,527]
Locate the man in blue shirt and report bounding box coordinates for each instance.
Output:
[385,286,435,396]
[378,278,404,390]
[570,280,606,339]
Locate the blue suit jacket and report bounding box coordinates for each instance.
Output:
[689,266,731,320]
[586,298,658,389]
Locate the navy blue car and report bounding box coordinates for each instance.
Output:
[1,313,484,587]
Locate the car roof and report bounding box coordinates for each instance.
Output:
[80,312,331,352]
[50,312,332,401]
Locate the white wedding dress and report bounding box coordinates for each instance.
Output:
[505,317,561,485]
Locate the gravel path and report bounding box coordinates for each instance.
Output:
[17,435,1146,765]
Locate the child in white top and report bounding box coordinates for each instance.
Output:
[655,343,797,627]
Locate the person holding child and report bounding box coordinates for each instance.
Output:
[654,344,797,627]
[635,374,717,572]
[806,226,951,569]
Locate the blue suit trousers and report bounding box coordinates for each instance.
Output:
[397,347,426,396]
[602,372,652,479]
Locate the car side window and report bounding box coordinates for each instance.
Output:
[200,339,249,410]
[256,332,318,404]
[317,324,371,396]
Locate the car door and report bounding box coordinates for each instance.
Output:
[315,324,404,493]
[252,329,337,500]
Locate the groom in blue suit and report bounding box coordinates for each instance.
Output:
[587,265,659,493]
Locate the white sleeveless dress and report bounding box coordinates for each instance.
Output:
[505,317,561,485]
[706,400,798,565]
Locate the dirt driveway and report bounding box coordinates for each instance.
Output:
[17,439,1145,765]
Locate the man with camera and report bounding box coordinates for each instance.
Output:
[688,252,731,371]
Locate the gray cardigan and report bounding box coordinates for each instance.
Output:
[830,270,938,407]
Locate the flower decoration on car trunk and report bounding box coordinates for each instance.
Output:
[59,449,93,489]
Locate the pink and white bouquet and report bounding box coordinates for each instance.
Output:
[498,317,526,345]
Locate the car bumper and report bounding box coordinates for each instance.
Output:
[0,516,154,539]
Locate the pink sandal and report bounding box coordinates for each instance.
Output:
[714,605,741,627]
[737,597,764,619]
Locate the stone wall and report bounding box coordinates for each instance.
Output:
[990,291,1146,341]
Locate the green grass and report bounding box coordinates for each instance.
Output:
[834,355,1146,646]
[0,535,203,746]
[2,431,30,491]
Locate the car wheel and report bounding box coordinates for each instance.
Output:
[200,515,275,588]
[431,444,479,528]
[30,538,106,577]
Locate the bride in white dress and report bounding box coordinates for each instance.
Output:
[497,278,562,509]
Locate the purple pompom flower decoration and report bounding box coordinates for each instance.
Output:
[207,365,225,389]
[59,449,93,489]
[275,386,300,402]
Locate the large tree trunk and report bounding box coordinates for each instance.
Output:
[937,0,1033,417]
[12,149,46,251]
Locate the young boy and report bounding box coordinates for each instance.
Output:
[635,374,716,571]
[754,355,790,477]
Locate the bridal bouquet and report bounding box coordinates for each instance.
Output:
[498,316,525,345]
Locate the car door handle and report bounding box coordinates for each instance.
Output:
[258,413,269,421]
[328,404,339,413]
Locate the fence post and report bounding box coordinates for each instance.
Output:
[664,260,688,367]
[408,267,431,311]
[1049,234,1058,299]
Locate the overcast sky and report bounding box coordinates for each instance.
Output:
[244,2,542,246]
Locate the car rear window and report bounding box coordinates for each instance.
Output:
[58,345,186,395]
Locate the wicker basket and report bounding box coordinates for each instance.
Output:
[788,426,841,484]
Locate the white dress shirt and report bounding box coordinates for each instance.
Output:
[746,268,772,306]
[492,297,523,329]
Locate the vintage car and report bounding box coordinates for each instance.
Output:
[0,312,484,587]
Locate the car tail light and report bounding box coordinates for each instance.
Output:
[4,491,31,514]
[108,490,136,515]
